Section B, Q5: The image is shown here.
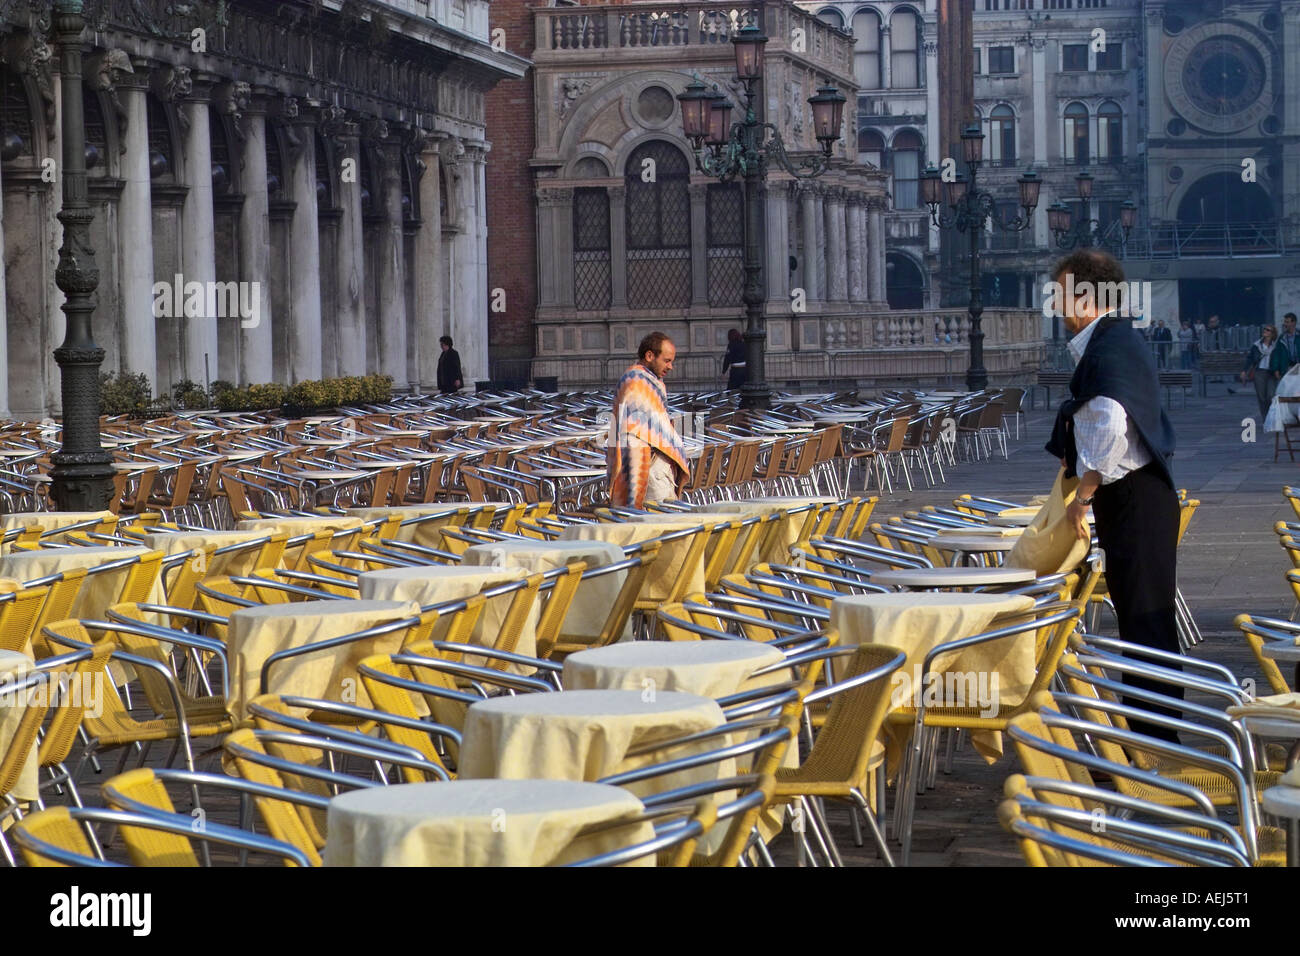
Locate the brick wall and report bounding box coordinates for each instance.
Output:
[484,0,541,365]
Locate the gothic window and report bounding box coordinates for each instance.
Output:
[1098,101,1122,164]
[1063,102,1089,165]
[891,129,923,209]
[851,10,882,91]
[816,8,844,30]
[706,183,743,307]
[890,8,921,89]
[573,187,611,310]
[989,104,1016,166]
[858,128,884,168]
[624,141,690,309]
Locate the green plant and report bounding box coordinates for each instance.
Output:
[171,379,210,411]
[99,371,153,417]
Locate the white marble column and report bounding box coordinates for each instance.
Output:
[798,185,819,306]
[377,137,408,383]
[181,82,219,387]
[764,180,791,311]
[446,139,480,384]
[412,134,443,391]
[609,185,628,309]
[474,145,489,385]
[333,120,366,376]
[867,199,887,305]
[117,69,157,388]
[826,188,848,304]
[688,182,709,307]
[238,100,273,384]
[814,191,827,302]
[1032,40,1047,165]
[286,102,323,382]
[881,25,893,90]
[846,196,864,303]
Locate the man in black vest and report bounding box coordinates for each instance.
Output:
[437,335,463,394]
[1045,249,1182,742]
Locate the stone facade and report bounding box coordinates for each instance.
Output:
[0,0,525,418]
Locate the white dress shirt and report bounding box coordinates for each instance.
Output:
[1066,315,1152,485]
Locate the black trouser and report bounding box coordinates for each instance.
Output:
[1091,462,1183,742]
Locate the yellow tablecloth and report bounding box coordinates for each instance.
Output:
[225,599,422,719]
[830,592,1036,767]
[357,565,535,664]
[563,640,784,699]
[346,505,468,548]
[697,497,832,564]
[1004,469,1090,575]
[145,528,277,580]
[323,780,654,867]
[0,545,164,620]
[0,649,38,801]
[236,515,365,539]
[462,539,627,643]
[0,511,115,535]
[558,520,707,603]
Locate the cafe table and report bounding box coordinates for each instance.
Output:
[225,599,422,719]
[530,467,607,507]
[463,539,628,644]
[0,510,116,539]
[563,640,784,698]
[830,592,1036,767]
[869,566,1036,590]
[0,648,38,802]
[0,545,164,619]
[1261,782,1300,867]
[930,531,1019,567]
[558,520,710,603]
[323,779,654,867]
[357,564,536,665]
[347,504,470,548]
[144,527,279,579]
[236,515,366,541]
[458,689,729,801]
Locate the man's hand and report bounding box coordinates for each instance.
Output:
[1065,497,1090,541]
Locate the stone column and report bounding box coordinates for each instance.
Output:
[689,182,709,307]
[286,99,323,382]
[0,145,7,414]
[328,114,366,377]
[181,79,219,387]
[608,184,628,309]
[1031,40,1047,165]
[868,198,887,305]
[376,134,408,383]
[535,186,561,308]
[237,95,273,384]
[116,66,157,389]
[764,180,791,312]
[412,132,444,390]
[813,189,826,302]
[881,24,893,90]
[826,188,848,304]
[472,143,490,385]
[846,195,865,303]
[447,139,485,385]
[798,184,819,306]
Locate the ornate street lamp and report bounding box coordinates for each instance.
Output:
[1050,169,1136,254]
[920,123,1040,391]
[677,21,845,410]
[49,0,114,510]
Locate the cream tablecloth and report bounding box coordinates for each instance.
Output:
[563,640,784,699]
[0,649,38,801]
[0,545,164,620]
[830,592,1036,767]
[357,564,536,662]
[145,528,278,580]
[559,520,708,602]
[323,779,654,867]
[346,505,470,548]
[226,599,422,718]
[236,515,365,539]
[463,539,627,643]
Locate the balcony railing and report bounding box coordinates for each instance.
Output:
[1123,220,1292,260]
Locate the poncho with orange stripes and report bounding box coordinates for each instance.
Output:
[607,363,690,508]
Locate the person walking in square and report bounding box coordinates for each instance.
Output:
[608,332,690,507]
[1242,324,1278,420]
[1045,249,1181,742]
[1270,312,1299,380]
[722,328,747,392]
[436,335,463,394]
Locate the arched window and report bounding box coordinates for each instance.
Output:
[1098,101,1122,164]
[573,187,611,310]
[891,129,923,209]
[858,128,884,168]
[989,104,1015,166]
[816,8,844,30]
[890,8,921,89]
[851,9,882,91]
[707,183,743,306]
[625,141,690,309]
[1063,102,1089,165]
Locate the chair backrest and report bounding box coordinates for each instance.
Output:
[535,561,588,657]
[1233,612,1293,694]
[10,806,105,867]
[0,584,51,654]
[0,668,52,800]
[36,640,117,768]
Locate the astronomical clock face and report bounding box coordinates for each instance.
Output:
[1165,23,1274,134]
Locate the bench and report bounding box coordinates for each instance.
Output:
[1032,371,1073,409]
[1158,369,1194,408]
[1198,350,1245,396]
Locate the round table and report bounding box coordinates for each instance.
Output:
[989,513,1036,528]
[563,640,784,698]
[458,689,726,793]
[869,566,1036,590]
[323,779,653,867]
[1261,786,1300,867]
[930,533,1019,567]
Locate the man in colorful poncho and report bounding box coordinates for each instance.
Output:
[608,332,690,507]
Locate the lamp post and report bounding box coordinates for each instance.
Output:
[677,23,845,411]
[1048,169,1137,254]
[49,0,114,510]
[920,123,1040,392]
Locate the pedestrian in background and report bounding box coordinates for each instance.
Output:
[1241,324,1278,420]
[722,328,747,391]
[437,335,463,394]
